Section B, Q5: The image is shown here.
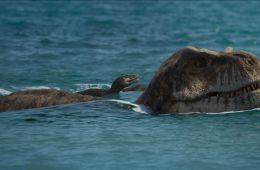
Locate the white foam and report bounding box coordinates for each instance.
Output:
[0,88,12,95]
[172,107,260,115]
[74,83,111,92]
[22,86,61,90]
[107,99,152,114]
[204,107,260,115]
[1,86,61,95]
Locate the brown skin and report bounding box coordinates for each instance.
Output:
[0,89,96,112]
[136,46,260,114]
[0,74,139,112]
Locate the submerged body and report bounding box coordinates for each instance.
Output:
[0,74,138,112]
[137,46,260,114]
[0,89,95,112]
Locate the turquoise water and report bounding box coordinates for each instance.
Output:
[0,1,260,169]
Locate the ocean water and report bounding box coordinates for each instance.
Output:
[0,1,260,169]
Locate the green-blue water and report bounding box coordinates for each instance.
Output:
[0,1,260,169]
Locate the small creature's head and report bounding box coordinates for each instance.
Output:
[110,74,139,92]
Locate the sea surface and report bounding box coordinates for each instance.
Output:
[0,1,260,170]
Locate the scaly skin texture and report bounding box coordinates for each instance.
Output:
[136,46,260,114]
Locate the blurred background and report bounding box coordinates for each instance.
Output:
[1,0,260,93]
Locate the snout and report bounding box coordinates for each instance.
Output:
[124,74,139,84]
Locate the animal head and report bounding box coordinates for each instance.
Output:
[111,74,139,92]
[137,46,260,113]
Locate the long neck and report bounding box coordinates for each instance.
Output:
[106,86,121,95]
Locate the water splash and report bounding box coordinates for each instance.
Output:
[107,99,153,114]
[74,83,111,92]
[22,86,61,90]
[0,88,12,95]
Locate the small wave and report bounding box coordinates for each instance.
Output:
[107,99,153,114]
[205,107,260,115]
[22,86,60,90]
[170,107,260,115]
[74,83,111,92]
[0,88,12,95]
[4,86,61,94]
